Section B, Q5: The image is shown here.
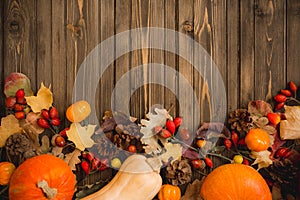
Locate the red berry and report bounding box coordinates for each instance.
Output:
[86,152,94,162]
[242,158,250,165]
[275,102,285,111]
[179,128,190,141]
[41,109,50,120]
[275,147,290,159]
[224,139,232,150]
[15,89,25,98]
[59,127,70,138]
[55,135,66,147]
[289,81,298,92]
[16,97,27,105]
[166,120,176,134]
[15,111,25,120]
[267,113,281,125]
[231,131,239,146]
[49,107,59,119]
[173,117,182,128]
[81,151,88,159]
[91,157,101,170]
[237,138,246,146]
[14,103,24,111]
[274,94,287,103]
[160,129,172,138]
[127,145,137,153]
[204,157,213,168]
[81,161,90,174]
[5,97,16,109]
[37,118,50,128]
[99,158,109,171]
[280,89,292,97]
[51,118,61,126]
[191,159,203,169]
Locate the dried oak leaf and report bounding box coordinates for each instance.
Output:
[280,106,300,140]
[140,108,170,154]
[160,143,182,164]
[181,179,203,200]
[64,149,81,171]
[250,150,272,170]
[0,114,22,147]
[66,123,96,151]
[25,82,53,113]
[248,100,273,116]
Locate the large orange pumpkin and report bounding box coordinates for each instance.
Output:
[9,154,76,200]
[200,164,271,200]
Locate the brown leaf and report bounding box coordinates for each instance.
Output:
[248,100,273,116]
[280,106,300,139]
[0,114,22,147]
[181,179,203,200]
[64,149,81,171]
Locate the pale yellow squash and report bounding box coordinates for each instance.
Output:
[82,154,162,200]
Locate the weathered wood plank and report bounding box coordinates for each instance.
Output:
[130,0,147,118]
[36,0,52,86]
[178,0,194,130]
[164,0,177,117]
[148,0,164,111]
[227,0,239,112]
[211,0,227,122]
[0,1,4,118]
[287,0,300,85]
[254,0,286,102]
[99,0,115,117]
[115,0,131,115]
[240,0,255,108]
[51,0,67,119]
[3,0,37,91]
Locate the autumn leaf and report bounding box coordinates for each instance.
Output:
[0,114,23,147]
[25,82,53,113]
[248,100,273,116]
[280,106,300,140]
[66,123,96,151]
[4,72,33,97]
[159,143,182,164]
[64,149,81,171]
[181,179,203,200]
[250,150,272,170]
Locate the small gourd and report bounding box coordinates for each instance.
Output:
[158,184,181,200]
[0,162,16,185]
[82,154,162,200]
[66,100,91,122]
[245,128,270,152]
[200,164,272,200]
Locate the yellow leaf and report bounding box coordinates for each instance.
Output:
[66,123,96,151]
[25,82,53,113]
[159,143,182,164]
[250,150,272,170]
[0,115,23,147]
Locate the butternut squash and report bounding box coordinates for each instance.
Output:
[82,154,162,200]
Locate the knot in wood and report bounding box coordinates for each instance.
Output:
[183,21,193,32]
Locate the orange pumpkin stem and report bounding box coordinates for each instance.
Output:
[37,180,57,199]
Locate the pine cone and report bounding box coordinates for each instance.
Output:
[92,134,121,159]
[5,133,37,166]
[228,109,253,137]
[269,158,299,196]
[165,159,192,186]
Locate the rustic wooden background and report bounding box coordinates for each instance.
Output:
[0,0,299,129]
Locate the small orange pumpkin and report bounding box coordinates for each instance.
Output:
[200,164,271,200]
[9,154,76,200]
[0,162,16,185]
[245,128,270,152]
[158,184,181,200]
[66,100,91,122]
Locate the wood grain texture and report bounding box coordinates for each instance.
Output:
[52,0,67,120]
[240,0,255,108]
[3,0,37,91]
[287,0,300,84]
[227,0,239,112]
[0,1,4,118]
